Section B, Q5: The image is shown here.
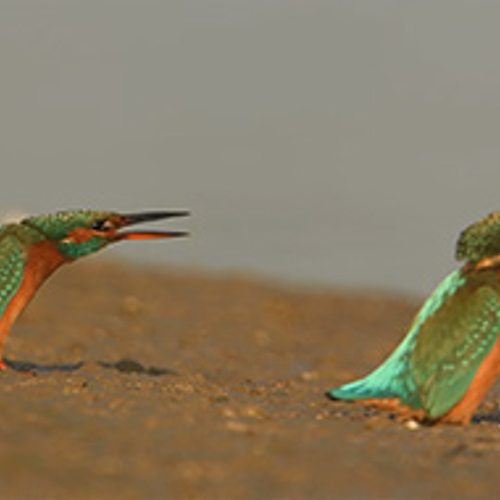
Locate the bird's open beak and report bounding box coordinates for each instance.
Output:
[114,210,189,241]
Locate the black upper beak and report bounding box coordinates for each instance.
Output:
[121,210,190,226]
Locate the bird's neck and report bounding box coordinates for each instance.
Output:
[23,240,69,289]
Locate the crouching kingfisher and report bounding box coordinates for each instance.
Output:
[0,209,188,371]
[328,211,500,425]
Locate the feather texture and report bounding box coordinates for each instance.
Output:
[0,232,25,321]
[328,268,500,420]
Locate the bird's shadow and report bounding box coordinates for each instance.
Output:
[98,359,178,376]
[4,358,84,374]
[472,411,500,424]
[3,358,178,377]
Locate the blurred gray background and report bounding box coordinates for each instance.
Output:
[1,1,500,295]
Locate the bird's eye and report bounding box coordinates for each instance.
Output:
[92,219,113,232]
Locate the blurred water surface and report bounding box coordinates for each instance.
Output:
[1,1,500,295]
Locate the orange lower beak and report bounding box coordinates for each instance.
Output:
[116,230,189,241]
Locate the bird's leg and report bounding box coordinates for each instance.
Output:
[0,359,37,376]
[0,340,37,375]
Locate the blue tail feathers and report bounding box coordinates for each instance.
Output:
[328,378,392,400]
[328,270,466,408]
[327,327,420,403]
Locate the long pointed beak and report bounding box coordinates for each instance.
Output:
[115,210,189,241]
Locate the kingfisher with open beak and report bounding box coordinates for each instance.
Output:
[0,209,188,370]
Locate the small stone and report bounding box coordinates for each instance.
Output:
[405,419,420,430]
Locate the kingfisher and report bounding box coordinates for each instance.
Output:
[328,211,500,425]
[0,209,188,371]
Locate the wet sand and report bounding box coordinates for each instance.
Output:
[1,260,500,499]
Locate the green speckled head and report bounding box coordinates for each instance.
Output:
[19,209,189,261]
[22,210,120,259]
[456,212,500,264]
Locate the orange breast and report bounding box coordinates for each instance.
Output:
[0,240,67,350]
[439,328,500,424]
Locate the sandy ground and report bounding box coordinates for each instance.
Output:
[1,260,500,500]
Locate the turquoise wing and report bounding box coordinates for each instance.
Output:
[411,282,500,419]
[328,270,466,406]
[0,233,25,319]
